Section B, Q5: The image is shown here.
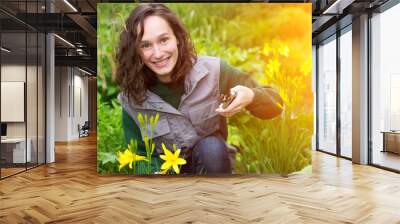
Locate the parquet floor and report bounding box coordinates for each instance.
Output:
[1,135,400,223]
[1,167,26,177]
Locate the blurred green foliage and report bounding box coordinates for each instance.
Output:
[97,3,313,174]
[97,93,124,174]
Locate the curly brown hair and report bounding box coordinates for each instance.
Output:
[115,4,197,105]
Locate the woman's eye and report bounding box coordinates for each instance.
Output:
[160,37,169,44]
[141,43,151,49]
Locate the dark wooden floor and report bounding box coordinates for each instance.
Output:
[0,135,400,223]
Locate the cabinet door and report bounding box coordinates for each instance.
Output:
[386,133,400,154]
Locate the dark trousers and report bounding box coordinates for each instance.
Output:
[182,136,232,174]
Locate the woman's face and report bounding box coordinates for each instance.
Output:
[139,15,179,82]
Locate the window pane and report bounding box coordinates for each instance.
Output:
[340,29,352,158]
[318,37,337,154]
[1,7,28,178]
[371,3,400,171]
[38,32,45,165]
[27,31,38,169]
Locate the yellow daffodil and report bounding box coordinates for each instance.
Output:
[262,43,271,57]
[278,45,289,57]
[300,58,311,76]
[160,143,186,174]
[117,149,147,171]
[266,58,281,74]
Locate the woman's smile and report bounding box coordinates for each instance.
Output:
[139,15,179,82]
[152,56,171,68]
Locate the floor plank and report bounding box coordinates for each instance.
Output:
[0,135,399,223]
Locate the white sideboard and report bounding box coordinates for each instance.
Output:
[1,138,32,163]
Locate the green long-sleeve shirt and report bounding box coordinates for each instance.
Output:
[122,59,283,172]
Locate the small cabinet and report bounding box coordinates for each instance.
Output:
[382,131,400,154]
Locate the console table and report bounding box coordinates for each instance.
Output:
[1,138,32,163]
[381,131,400,154]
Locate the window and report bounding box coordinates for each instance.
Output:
[318,36,337,154]
[0,1,46,179]
[371,3,400,171]
[339,28,352,158]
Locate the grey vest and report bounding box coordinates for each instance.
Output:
[119,56,222,155]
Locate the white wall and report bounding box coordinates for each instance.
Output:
[73,73,89,137]
[1,65,25,81]
[55,67,89,141]
[55,67,69,141]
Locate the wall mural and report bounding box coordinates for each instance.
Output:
[97,3,313,175]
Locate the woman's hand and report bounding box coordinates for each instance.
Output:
[216,85,255,117]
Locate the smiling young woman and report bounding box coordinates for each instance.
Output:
[116,4,195,105]
[139,15,180,82]
[115,4,284,175]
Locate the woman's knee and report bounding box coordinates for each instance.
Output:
[194,136,227,159]
[192,136,231,173]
